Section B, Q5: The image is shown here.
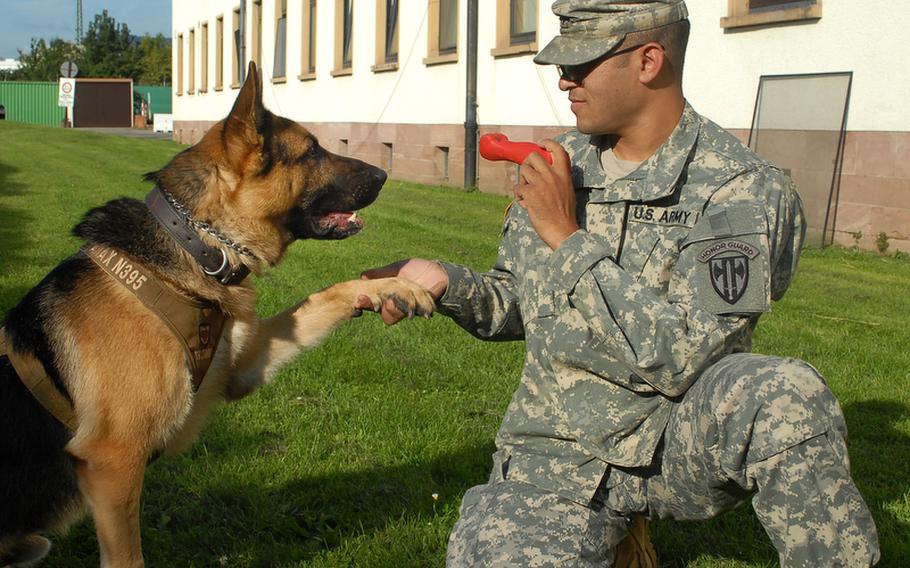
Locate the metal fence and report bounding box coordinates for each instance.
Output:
[0,82,65,127]
[133,85,172,120]
[0,82,172,128]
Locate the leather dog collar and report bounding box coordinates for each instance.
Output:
[146,187,251,285]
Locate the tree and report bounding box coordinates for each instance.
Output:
[13,38,81,81]
[7,11,170,85]
[80,9,139,79]
[137,34,171,86]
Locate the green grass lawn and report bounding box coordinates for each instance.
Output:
[1,121,908,567]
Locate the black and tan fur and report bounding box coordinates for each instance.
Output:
[0,63,434,567]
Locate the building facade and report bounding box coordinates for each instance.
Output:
[172,1,910,252]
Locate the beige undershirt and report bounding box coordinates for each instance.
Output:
[599,139,643,184]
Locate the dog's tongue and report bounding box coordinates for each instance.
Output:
[313,211,363,237]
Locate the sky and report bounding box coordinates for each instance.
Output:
[0,0,172,59]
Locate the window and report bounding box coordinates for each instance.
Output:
[373,0,399,71]
[333,0,353,76]
[200,22,209,92]
[188,28,195,94]
[274,0,288,80]
[252,0,263,70]
[300,0,317,79]
[232,8,241,87]
[383,142,393,171]
[176,34,184,95]
[425,0,458,66]
[493,0,536,57]
[215,16,224,90]
[510,0,536,45]
[436,146,450,180]
[721,0,821,29]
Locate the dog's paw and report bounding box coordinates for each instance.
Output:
[358,277,436,319]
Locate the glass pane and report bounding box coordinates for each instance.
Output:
[307,0,317,73]
[439,0,457,54]
[274,17,286,77]
[385,0,399,62]
[749,0,814,11]
[343,0,352,67]
[510,0,536,44]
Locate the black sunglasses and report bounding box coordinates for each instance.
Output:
[556,44,645,83]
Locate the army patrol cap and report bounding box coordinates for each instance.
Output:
[534,0,689,66]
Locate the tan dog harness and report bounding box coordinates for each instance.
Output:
[0,330,79,431]
[0,244,226,431]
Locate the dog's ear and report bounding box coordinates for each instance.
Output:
[224,61,265,146]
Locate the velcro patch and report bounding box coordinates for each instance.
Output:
[629,205,699,228]
[697,240,760,305]
[696,240,759,263]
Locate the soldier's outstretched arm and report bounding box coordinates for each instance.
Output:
[362,254,525,341]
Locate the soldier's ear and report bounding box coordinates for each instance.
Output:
[638,42,667,85]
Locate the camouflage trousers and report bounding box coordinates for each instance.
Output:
[446,354,880,567]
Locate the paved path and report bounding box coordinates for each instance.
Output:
[78,127,173,140]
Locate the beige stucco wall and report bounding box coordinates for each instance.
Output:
[172,1,909,252]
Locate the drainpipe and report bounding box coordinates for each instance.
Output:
[463,0,479,189]
[240,0,247,83]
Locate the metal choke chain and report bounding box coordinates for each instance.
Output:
[160,190,258,258]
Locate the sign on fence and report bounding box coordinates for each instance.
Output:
[58,78,76,107]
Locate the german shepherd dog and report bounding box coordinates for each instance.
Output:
[0,62,434,567]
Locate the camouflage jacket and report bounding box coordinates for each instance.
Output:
[438,102,806,504]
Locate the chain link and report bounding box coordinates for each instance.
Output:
[159,190,258,258]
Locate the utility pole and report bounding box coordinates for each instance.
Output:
[75,0,83,44]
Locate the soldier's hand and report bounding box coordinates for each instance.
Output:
[359,259,448,325]
[513,139,579,250]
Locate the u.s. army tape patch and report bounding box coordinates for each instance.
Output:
[697,240,760,305]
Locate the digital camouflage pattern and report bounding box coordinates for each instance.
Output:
[535,0,689,66]
[438,103,880,566]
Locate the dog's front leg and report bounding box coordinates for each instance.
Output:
[73,448,147,568]
[226,277,434,399]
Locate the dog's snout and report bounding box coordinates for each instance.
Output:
[372,168,388,188]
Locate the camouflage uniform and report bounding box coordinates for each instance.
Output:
[436,2,881,557]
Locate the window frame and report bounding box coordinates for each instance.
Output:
[492,0,537,58]
[231,8,241,88]
[721,0,821,29]
[373,0,400,72]
[332,0,354,76]
[273,0,288,81]
[215,16,224,91]
[252,0,263,70]
[424,0,458,66]
[300,0,318,80]
[200,22,209,93]
[176,33,184,95]
[188,27,195,94]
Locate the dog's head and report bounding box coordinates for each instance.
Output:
[150,62,387,265]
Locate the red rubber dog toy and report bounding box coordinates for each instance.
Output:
[479,133,553,165]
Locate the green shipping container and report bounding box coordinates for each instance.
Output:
[133,85,172,119]
[0,82,65,127]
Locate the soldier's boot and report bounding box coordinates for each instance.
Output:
[0,534,52,567]
[612,516,657,568]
